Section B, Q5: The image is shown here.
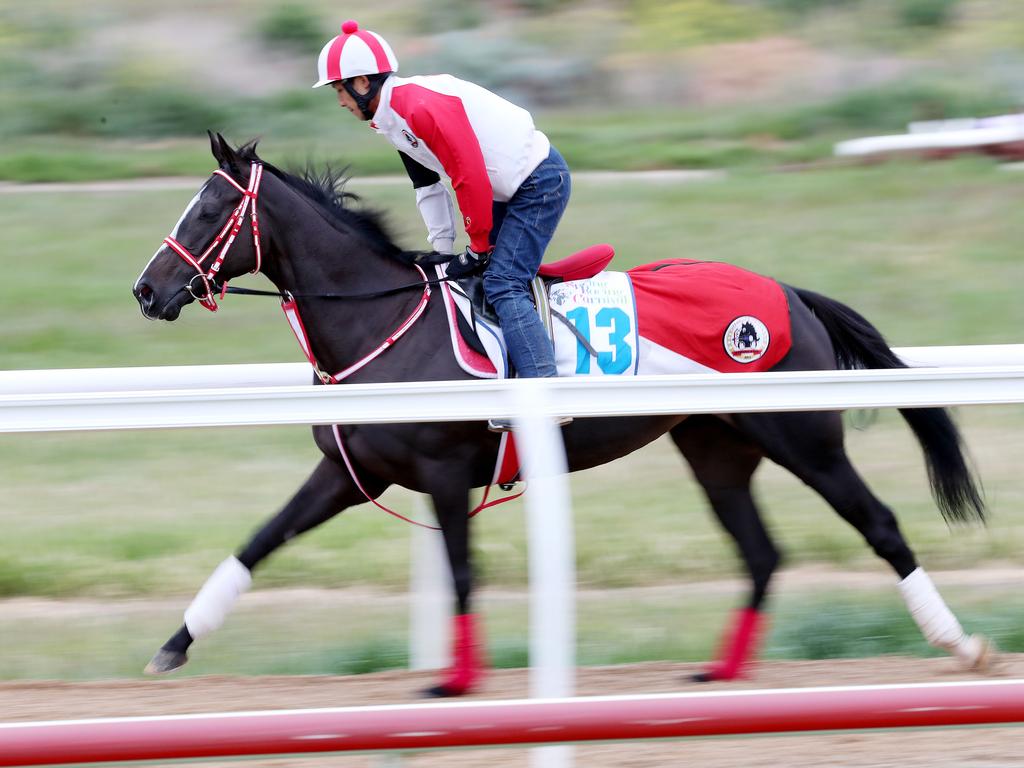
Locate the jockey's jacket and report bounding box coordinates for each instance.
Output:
[369,74,551,255]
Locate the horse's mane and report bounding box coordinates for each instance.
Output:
[236,141,403,258]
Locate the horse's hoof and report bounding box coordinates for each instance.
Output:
[691,666,748,683]
[421,683,467,698]
[144,648,188,675]
[961,634,997,672]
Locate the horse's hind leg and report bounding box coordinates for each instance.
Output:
[670,416,778,682]
[145,456,385,674]
[733,408,990,670]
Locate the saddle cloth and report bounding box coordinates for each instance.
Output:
[440,257,793,380]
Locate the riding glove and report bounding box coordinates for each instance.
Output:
[397,250,452,267]
[445,246,492,279]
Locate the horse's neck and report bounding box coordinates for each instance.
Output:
[260,206,434,381]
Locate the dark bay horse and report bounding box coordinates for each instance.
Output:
[132,134,989,696]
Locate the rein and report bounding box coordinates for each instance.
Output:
[217,274,459,302]
[331,425,525,529]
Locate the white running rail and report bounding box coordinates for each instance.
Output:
[3,345,1023,396]
[1,365,1023,433]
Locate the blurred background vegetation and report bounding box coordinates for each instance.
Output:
[1,0,1023,679]
[2,0,1023,180]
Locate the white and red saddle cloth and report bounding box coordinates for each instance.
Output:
[441,253,794,381]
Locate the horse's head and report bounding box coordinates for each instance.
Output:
[133,132,265,320]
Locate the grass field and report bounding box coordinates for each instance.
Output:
[2,579,1022,680]
[3,157,1023,676]
[3,156,1023,591]
[4,155,1023,371]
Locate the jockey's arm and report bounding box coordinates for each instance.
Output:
[393,88,494,254]
[399,151,457,255]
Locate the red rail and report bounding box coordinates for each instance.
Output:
[2,681,1023,766]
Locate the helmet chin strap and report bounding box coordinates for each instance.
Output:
[344,74,389,120]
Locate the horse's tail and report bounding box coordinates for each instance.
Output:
[791,285,985,525]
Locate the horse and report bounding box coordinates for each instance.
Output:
[132,133,990,696]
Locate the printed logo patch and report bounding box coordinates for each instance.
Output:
[723,315,770,364]
[402,130,419,148]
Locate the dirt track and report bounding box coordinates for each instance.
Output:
[4,656,1023,767]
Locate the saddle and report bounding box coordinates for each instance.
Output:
[450,244,615,360]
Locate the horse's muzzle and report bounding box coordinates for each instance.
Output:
[133,278,191,321]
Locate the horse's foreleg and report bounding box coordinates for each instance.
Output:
[422,481,484,697]
[670,417,774,682]
[145,457,380,674]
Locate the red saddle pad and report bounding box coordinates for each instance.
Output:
[628,259,792,373]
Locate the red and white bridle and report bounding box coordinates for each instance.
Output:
[162,162,264,311]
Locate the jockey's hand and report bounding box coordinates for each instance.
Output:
[401,250,452,266]
[445,246,491,279]
[445,246,492,279]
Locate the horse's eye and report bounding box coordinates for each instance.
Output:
[197,208,220,222]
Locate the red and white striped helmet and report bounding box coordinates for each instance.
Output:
[312,20,399,88]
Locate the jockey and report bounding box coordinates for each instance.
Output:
[314,20,571,431]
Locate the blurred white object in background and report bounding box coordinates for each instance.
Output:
[835,113,1024,159]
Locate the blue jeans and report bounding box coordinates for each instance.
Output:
[483,146,570,378]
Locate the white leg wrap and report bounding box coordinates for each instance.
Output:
[184,556,252,641]
[898,567,979,665]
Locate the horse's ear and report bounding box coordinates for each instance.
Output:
[209,131,240,171]
[208,130,221,163]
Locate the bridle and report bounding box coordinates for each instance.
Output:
[162,162,264,312]
[158,159,438,385]
[160,160,456,309]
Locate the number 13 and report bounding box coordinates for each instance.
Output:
[565,306,632,374]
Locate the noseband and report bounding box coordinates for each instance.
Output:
[162,162,264,311]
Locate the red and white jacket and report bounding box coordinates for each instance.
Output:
[370,74,551,254]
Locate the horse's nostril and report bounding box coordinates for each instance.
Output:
[134,280,156,313]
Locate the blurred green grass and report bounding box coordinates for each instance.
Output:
[2,76,1020,182]
[1,158,1022,600]
[3,157,1023,370]
[3,405,1020,600]
[1,581,1019,679]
